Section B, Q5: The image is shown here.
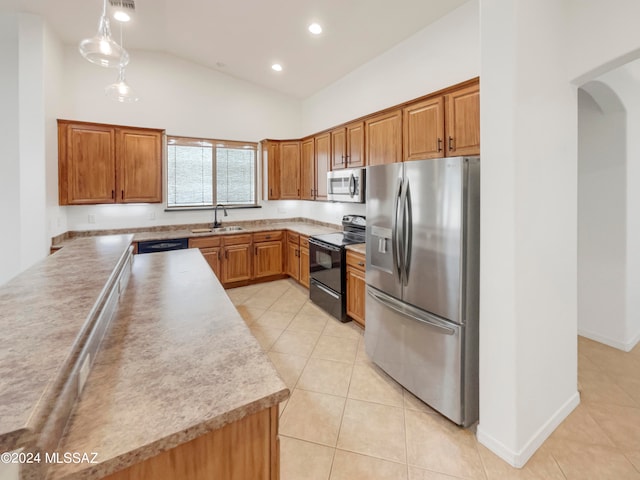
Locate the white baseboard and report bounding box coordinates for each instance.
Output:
[476,391,580,468]
[578,328,639,352]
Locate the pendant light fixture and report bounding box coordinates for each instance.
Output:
[105,66,139,102]
[79,0,129,68]
[105,23,139,102]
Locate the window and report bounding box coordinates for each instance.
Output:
[167,136,258,208]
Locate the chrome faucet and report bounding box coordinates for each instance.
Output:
[213,204,228,228]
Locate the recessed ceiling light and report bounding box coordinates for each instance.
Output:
[113,10,131,22]
[271,63,283,72]
[308,23,322,35]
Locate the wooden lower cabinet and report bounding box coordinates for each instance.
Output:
[254,231,284,280]
[286,232,300,281]
[103,405,280,480]
[299,236,309,288]
[346,250,366,328]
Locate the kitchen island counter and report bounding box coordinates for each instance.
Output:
[47,248,288,480]
[0,235,134,453]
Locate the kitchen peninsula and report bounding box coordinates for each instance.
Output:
[0,235,288,480]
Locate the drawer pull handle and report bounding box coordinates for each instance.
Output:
[358,262,365,267]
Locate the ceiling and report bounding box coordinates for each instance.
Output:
[1,0,469,98]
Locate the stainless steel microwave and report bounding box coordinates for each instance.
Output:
[327,168,366,203]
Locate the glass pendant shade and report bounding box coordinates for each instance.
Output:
[79,4,129,67]
[105,67,139,102]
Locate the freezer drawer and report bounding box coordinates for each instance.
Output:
[364,286,476,427]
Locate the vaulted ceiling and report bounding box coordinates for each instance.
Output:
[1,0,469,98]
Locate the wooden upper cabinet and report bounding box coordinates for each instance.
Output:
[280,141,301,199]
[300,138,315,200]
[117,128,163,203]
[315,133,330,200]
[346,121,365,167]
[445,84,480,156]
[263,140,281,200]
[365,109,402,166]
[59,122,116,205]
[331,121,365,170]
[58,120,163,205]
[403,97,445,161]
[330,127,347,170]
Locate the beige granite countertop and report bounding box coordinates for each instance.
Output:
[47,249,289,480]
[346,243,366,255]
[52,218,341,249]
[0,235,134,452]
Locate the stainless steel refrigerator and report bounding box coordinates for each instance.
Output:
[365,156,480,427]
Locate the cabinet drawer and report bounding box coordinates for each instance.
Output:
[253,230,283,243]
[224,234,252,246]
[287,231,300,244]
[299,235,309,249]
[190,236,221,248]
[346,250,366,270]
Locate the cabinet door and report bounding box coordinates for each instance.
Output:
[60,122,116,205]
[365,110,402,166]
[117,128,163,203]
[280,141,301,199]
[263,141,281,200]
[346,266,366,327]
[299,246,310,288]
[315,133,330,200]
[300,138,315,200]
[223,244,252,284]
[445,84,480,156]
[331,128,347,170]
[201,246,222,279]
[403,97,445,161]
[346,121,365,167]
[254,241,284,278]
[286,241,300,280]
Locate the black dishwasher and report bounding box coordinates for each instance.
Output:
[137,238,189,254]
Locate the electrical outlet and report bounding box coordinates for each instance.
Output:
[88,214,96,224]
[78,354,91,395]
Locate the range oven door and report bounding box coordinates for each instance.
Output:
[309,238,347,321]
[309,238,343,293]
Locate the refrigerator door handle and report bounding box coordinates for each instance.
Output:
[401,178,412,286]
[367,287,455,335]
[392,177,403,282]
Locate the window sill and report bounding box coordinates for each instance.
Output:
[164,205,262,213]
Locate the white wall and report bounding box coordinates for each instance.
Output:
[0,14,21,285]
[301,0,479,135]
[567,0,640,85]
[583,64,640,350]
[478,0,579,467]
[578,85,628,348]
[44,22,68,239]
[0,14,53,285]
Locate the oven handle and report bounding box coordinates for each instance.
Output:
[309,238,341,252]
[311,279,340,300]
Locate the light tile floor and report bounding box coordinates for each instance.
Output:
[230,279,640,480]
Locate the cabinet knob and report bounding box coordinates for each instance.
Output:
[111,190,115,199]
[121,190,124,200]
[437,138,443,152]
[448,136,454,151]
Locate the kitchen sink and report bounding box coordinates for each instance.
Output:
[214,226,244,232]
[191,226,244,234]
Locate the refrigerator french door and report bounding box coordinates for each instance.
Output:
[365,156,480,427]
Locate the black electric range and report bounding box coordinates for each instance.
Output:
[308,215,366,322]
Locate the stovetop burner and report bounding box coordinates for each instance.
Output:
[310,215,366,248]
